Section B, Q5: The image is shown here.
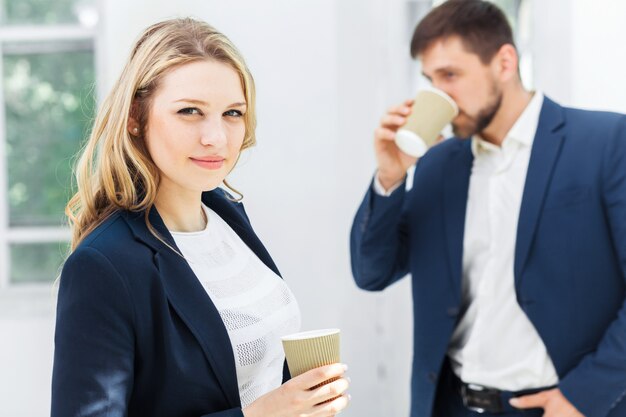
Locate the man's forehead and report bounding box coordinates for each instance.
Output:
[419,36,479,72]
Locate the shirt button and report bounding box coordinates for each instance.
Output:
[428,372,438,383]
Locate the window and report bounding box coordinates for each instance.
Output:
[490,0,533,88]
[0,0,98,288]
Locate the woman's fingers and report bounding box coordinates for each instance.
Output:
[311,393,351,416]
[307,377,350,404]
[243,364,350,417]
[292,364,348,390]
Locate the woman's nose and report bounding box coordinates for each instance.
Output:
[200,118,227,147]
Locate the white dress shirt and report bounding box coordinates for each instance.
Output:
[376,92,559,390]
[171,204,301,407]
[447,92,558,390]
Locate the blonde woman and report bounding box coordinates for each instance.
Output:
[51,18,350,417]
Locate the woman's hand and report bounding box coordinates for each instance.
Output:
[243,363,350,417]
[374,99,419,190]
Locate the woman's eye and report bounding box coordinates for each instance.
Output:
[178,107,202,115]
[224,109,243,117]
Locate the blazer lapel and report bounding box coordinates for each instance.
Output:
[124,198,242,408]
[154,248,241,407]
[203,191,281,277]
[514,97,566,287]
[443,139,474,298]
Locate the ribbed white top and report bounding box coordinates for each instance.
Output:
[171,204,301,408]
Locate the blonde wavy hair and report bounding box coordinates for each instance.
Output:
[66,18,256,252]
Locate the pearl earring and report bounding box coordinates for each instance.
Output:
[133,127,139,134]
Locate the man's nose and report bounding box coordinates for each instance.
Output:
[430,82,456,106]
[431,80,448,94]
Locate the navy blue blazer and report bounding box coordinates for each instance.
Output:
[351,97,626,417]
[52,189,289,417]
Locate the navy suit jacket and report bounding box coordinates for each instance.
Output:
[350,97,626,417]
[52,188,289,417]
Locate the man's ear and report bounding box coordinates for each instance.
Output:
[128,116,140,136]
[494,43,519,82]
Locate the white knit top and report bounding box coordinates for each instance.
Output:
[170,204,301,408]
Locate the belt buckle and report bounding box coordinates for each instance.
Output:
[461,383,504,414]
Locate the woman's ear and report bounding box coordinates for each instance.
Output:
[128,117,140,136]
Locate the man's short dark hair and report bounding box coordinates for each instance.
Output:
[410,0,515,64]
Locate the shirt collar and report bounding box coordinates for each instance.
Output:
[471,91,544,156]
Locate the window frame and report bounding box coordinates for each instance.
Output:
[0,22,98,292]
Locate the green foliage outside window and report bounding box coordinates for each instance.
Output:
[1,0,86,25]
[10,242,69,283]
[2,42,95,282]
[3,45,95,227]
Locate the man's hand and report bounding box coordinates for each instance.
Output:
[510,388,585,417]
[374,99,419,190]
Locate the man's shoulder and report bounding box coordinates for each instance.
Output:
[545,96,625,129]
[426,137,469,158]
[417,137,471,171]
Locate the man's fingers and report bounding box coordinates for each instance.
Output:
[380,114,407,129]
[375,127,397,141]
[387,103,412,117]
[510,391,547,409]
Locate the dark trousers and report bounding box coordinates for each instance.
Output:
[432,359,544,417]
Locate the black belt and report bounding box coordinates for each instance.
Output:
[451,371,555,414]
[460,382,508,413]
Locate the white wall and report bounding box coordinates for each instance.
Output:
[532,0,626,113]
[2,1,414,416]
[3,1,626,416]
[0,289,55,417]
[569,0,626,113]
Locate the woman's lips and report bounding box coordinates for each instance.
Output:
[190,157,225,170]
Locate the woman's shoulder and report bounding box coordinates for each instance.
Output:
[79,211,133,250]
[58,214,140,325]
[69,211,154,271]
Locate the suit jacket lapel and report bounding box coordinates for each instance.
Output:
[154,248,241,407]
[203,191,281,277]
[123,188,279,408]
[514,97,566,287]
[443,139,474,297]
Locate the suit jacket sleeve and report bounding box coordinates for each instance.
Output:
[51,246,136,417]
[52,246,247,417]
[350,176,411,291]
[559,116,626,417]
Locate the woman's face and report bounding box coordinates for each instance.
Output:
[141,59,246,198]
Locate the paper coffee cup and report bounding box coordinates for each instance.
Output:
[281,329,340,378]
[395,87,458,157]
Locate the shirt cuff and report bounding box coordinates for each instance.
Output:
[373,174,404,196]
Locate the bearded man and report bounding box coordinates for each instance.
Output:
[350,1,626,417]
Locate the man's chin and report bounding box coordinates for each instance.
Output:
[452,125,475,139]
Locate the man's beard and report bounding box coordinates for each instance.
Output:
[452,84,502,139]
